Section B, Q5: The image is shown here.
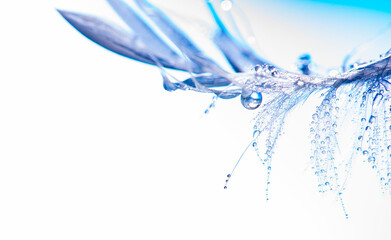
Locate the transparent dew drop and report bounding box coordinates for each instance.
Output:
[241,89,263,110]
[373,93,383,108]
[162,73,178,91]
[220,0,232,11]
[271,70,280,77]
[369,115,376,124]
[296,80,305,86]
[363,150,369,155]
[254,65,263,75]
[253,130,261,138]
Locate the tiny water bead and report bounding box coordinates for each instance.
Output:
[363,150,369,155]
[240,89,263,110]
[369,115,377,124]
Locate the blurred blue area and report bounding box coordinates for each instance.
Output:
[239,0,391,72]
[307,0,391,13]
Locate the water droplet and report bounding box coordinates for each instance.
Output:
[325,182,330,186]
[373,93,383,108]
[271,70,280,77]
[241,89,262,110]
[267,166,271,171]
[388,145,391,151]
[296,80,305,86]
[322,99,330,106]
[224,186,227,189]
[361,118,366,123]
[252,142,257,147]
[253,130,261,138]
[220,0,232,11]
[358,136,363,141]
[312,113,318,120]
[369,115,376,124]
[332,123,337,128]
[363,150,368,155]
[357,147,362,151]
[254,65,262,75]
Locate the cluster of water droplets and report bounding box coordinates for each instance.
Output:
[224,64,318,199]
[354,84,391,195]
[310,92,338,190]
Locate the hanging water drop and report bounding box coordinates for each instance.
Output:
[363,150,369,155]
[253,130,261,138]
[162,73,178,91]
[369,115,376,124]
[241,89,262,110]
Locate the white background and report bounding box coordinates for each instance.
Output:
[1,0,391,239]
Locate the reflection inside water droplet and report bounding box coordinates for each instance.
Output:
[241,89,262,110]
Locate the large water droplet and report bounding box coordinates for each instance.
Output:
[241,89,262,110]
[220,0,232,11]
